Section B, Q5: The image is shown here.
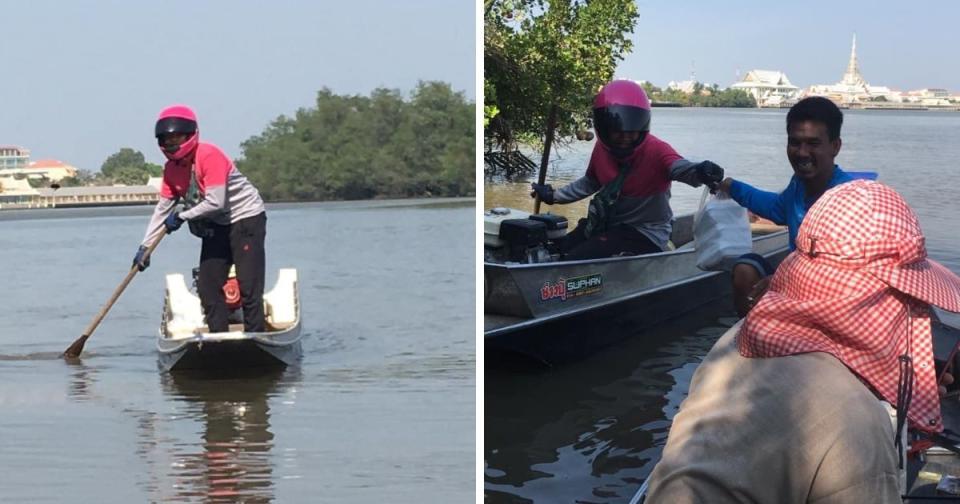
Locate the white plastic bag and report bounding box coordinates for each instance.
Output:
[693,188,752,271]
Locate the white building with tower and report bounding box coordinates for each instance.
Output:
[807,35,901,104]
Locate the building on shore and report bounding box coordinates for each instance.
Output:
[0,176,161,210]
[806,35,909,106]
[903,88,957,107]
[667,79,697,94]
[1,147,79,188]
[0,183,160,209]
[729,70,801,108]
[0,159,79,182]
[0,145,165,209]
[0,145,30,171]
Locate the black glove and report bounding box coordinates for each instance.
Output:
[164,211,184,233]
[695,161,724,191]
[530,183,555,205]
[133,245,150,272]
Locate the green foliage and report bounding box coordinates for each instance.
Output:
[99,148,158,185]
[484,0,638,153]
[101,148,146,176]
[640,81,661,95]
[646,83,757,108]
[112,166,151,185]
[57,176,82,187]
[236,82,475,201]
[145,163,163,177]
[27,176,51,188]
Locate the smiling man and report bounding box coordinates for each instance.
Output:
[717,96,870,316]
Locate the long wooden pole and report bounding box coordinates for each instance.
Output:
[533,105,558,215]
[63,231,166,358]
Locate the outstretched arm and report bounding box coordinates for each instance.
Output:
[669,159,725,190]
[141,197,178,248]
[722,178,787,224]
[553,175,601,204]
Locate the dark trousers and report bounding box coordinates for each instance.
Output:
[197,212,267,332]
[561,218,661,260]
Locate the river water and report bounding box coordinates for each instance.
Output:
[0,198,475,503]
[484,108,960,503]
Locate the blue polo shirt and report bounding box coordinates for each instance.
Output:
[728,166,873,250]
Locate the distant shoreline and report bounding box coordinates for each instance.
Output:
[0,194,474,212]
[651,103,960,112]
[0,196,474,221]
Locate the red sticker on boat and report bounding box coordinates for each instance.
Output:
[540,273,603,302]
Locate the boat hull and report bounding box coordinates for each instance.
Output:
[157,328,303,372]
[158,268,303,372]
[484,216,790,361]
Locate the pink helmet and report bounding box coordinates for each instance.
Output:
[593,80,652,158]
[155,105,199,161]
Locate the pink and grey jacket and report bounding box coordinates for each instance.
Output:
[141,142,264,247]
[553,134,707,251]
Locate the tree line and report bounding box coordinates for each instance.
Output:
[238,81,474,201]
[57,82,474,201]
[640,81,757,108]
[484,0,638,176]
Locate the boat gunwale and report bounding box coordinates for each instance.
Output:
[484,228,787,271]
[484,267,724,338]
[483,229,789,336]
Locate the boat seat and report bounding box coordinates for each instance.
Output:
[165,268,299,337]
[264,268,298,329]
[164,273,206,339]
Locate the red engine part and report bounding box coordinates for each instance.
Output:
[223,278,242,310]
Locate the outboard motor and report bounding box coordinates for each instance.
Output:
[499,219,549,263]
[483,207,568,263]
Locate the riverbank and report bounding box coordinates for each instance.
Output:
[0,196,474,221]
[0,195,474,214]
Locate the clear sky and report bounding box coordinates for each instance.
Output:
[0,0,475,172]
[621,0,959,93]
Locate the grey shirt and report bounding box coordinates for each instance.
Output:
[554,159,704,250]
[140,149,265,248]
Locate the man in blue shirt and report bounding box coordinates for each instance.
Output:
[717,96,866,316]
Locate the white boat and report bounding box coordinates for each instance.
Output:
[157,268,303,372]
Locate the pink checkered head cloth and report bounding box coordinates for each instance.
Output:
[739,180,960,432]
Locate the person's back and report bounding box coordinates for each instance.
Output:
[646,325,900,503]
[648,180,960,503]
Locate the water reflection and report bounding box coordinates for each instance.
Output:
[485,303,738,503]
[64,358,99,402]
[157,369,301,503]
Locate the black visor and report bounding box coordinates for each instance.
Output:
[155,117,198,138]
[593,105,650,146]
